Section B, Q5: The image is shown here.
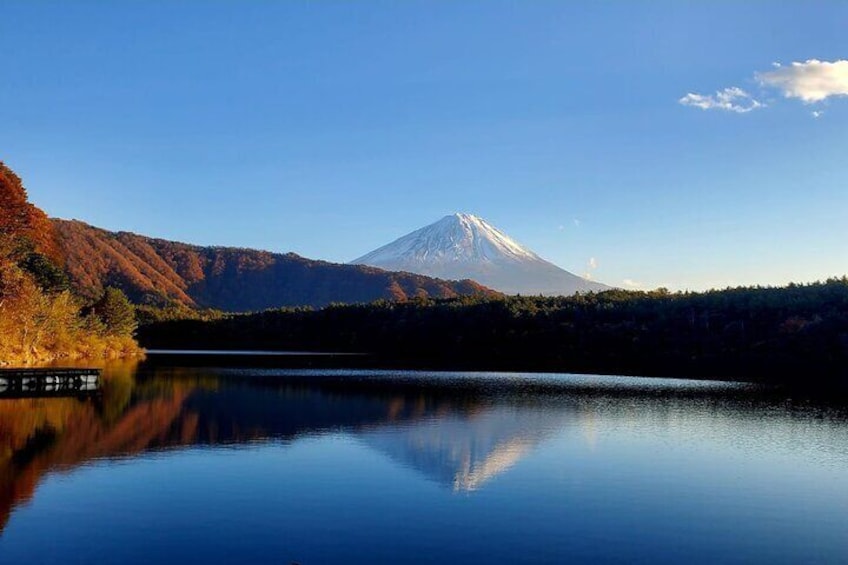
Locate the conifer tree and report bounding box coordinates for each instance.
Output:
[92,287,137,337]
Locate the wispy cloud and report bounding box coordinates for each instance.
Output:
[679,87,763,113]
[583,257,598,280]
[812,110,824,119]
[621,279,641,289]
[756,59,848,103]
[558,219,581,232]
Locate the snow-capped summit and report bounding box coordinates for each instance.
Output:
[356,213,538,266]
[352,213,609,296]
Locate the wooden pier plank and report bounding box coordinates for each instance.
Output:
[0,368,101,398]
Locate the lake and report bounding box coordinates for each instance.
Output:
[1,356,847,563]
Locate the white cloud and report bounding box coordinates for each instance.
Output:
[573,218,581,228]
[680,59,848,116]
[678,87,763,113]
[757,59,848,103]
[622,279,641,289]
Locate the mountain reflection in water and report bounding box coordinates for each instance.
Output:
[360,404,569,491]
[2,360,847,543]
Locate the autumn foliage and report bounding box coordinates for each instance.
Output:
[0,162,142,364]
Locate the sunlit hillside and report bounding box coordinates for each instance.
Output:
[53,219,497,310]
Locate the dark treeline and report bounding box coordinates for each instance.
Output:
[138,279,848,387]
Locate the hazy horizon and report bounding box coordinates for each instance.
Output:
[2,1,846,291]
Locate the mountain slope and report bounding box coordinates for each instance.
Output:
[352,213,609,295]
[54,219,496,311]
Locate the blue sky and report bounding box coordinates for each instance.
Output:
[1,1,846,290]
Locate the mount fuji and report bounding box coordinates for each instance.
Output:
[352,213,609,296]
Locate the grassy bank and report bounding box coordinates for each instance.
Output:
[0,336,144,366]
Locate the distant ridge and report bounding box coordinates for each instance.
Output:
[352,213,609,295]
[53,219,497,311]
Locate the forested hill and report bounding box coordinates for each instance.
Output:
[54,219,497,311]
[139,281,848,386]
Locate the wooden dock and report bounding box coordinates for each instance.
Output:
[0,368,101,398]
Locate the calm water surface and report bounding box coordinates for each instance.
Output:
[1,358,847,563]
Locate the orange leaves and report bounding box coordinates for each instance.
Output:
[0,162,62,264]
